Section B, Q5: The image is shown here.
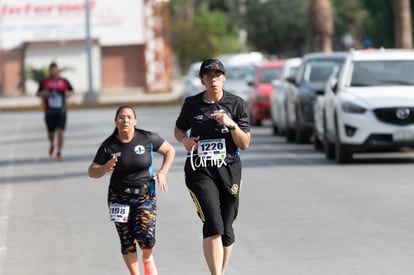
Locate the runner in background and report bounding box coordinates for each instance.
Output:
[37,62,74,161]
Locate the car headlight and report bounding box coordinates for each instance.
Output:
[341,101,366,114]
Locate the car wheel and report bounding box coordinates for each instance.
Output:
[285,127,294,142]
[295,109,309,144]
[335,140,352,164]
[334,117,352,164]
[313,130,323,151]
[250,111,262,126]
[323,118,335,159]
[324,134,335,159]
[285,110,295,141]
[272,122,279,135]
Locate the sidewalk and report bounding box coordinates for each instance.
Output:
[0,80,184,111]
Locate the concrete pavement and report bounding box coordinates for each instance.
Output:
[0,80,184,111]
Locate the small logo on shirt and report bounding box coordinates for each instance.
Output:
[194,114,204,121]
[231,184,239,195]
[134,145,145,155]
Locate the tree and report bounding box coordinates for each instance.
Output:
[244,0,308,57]
[309,0,333,52]
[394,0,413,48]
[331,0,369,49]
[169,1,247,72]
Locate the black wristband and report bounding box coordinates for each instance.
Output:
[228,123,237,131]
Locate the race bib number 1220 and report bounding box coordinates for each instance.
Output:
[198,138,226,160]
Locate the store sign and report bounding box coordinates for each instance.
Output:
[0,0,144,49]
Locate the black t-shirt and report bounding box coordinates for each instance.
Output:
[175,90,250,163]
[92,129,164,190]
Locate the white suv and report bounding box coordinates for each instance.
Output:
[324,49,414,163]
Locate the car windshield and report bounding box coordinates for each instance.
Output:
[348,60,414,87]
[303,59,344,83]
[287,66,299,78]
[225,65,257,81]
[260,67,283,83]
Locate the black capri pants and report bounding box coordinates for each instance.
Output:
[184,159,242,247]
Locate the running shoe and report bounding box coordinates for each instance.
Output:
[56,152,63,161]
[49,146,55,157]
[143,256,158,275]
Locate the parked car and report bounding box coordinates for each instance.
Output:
[216,52,265,67]
[217,52,264,102]
[182,61,203,99]
[270,57,302,134]
[313,66,340,150]
[248,60,285,126]
[285,52,348,143]
[323,49,414,163]
[223,64,257,102]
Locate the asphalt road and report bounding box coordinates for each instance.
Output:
[1,106,414,275]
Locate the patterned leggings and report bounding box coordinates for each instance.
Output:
[108,189,157,254]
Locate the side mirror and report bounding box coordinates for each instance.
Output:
[315,89,324,95]
[328,78,338,94]
[286,76,296,85]
[332,83,338,94]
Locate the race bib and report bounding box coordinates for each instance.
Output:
[198,138,226,160]
[109,203,130,223]
[48,91,63,108]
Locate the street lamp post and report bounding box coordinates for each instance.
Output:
[0,0,3,94]
[83,0,97,103]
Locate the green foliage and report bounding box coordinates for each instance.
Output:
[18,65,73,89]
[170,1,248,72]
[358,0,394,48]
[244,0,309,57]
[169,0,414,72]
[342,0,414,48]
[18,65,48,89]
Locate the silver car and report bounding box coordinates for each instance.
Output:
[223,64,257,102]
[270,57,302,135]
[182,61,203,99]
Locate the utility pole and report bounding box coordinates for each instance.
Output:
[0,0,3,94]
[83,0,97,103]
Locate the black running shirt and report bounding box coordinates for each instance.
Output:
[175,91,250,163]
[93,129,164,188]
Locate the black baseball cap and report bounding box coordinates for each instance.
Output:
[199,58,226,77]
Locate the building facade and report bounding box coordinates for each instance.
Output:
[0,0,172,96]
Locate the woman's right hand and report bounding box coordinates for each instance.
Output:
[182,136,200,152]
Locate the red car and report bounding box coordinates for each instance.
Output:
[248,60,285,126]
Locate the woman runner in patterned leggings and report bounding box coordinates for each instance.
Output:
[89,105,175,275]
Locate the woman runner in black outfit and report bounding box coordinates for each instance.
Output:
[174,59,251,275]
[88,105,175,275]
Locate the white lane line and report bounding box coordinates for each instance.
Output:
[0,122,20,275]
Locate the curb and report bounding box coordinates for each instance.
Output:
[0,82,185,111]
